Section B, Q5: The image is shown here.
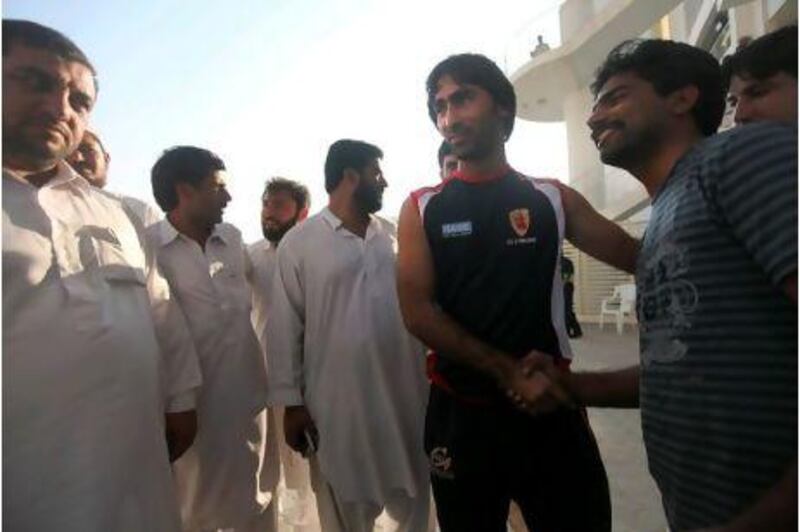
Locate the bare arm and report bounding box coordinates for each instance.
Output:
[568,366,639,407]
[516,352,639,411]
[396,198,519,388]
[559,183,639,274]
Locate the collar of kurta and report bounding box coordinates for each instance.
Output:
[157,219,230,248]
[3,160,90,191]
[320,207,383,241]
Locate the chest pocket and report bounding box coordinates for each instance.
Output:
[209,258,251,312]
[77,224,147,286]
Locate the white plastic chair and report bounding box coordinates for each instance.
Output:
[599,284,636,334]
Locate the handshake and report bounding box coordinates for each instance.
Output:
[500,351,578,415]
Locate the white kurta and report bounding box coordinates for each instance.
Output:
[248,239,278,353]
[266,208,429,505]
[3,163,197,532]
[249,239,320,530]
[149,220,272,530]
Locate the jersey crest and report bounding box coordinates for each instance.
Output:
[509,208,531,237]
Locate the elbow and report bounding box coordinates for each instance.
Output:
[401,308,424,338]
[399,300,429,340]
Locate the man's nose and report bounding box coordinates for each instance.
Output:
[733,100,753,125]
[42,85,72,121]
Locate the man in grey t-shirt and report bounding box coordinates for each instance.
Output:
[514,39,797,531]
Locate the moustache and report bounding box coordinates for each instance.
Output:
[590,120,624,145]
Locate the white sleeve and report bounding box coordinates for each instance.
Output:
[140,228,202,413]
[265,240,305,406]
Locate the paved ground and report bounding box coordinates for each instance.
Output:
[570,323,668,532]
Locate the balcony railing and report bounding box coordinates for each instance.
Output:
[501,2,563,76]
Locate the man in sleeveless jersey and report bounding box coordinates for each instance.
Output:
[397,53,637,531]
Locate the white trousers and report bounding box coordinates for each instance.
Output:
[309,458,431,532]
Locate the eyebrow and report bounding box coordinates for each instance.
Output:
[435,86,472,107]
[593,85,628,112]
[13,65,95,107]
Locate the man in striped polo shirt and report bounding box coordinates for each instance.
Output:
[397,53,639,531]
[519,39,797,531]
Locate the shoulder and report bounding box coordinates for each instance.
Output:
[692,123,797,188]
[515,172,565,211]
[373,214,397,236]
[279,212,322,251]
[409,179,451,207]
[698,122,796,165]
[217,222,242,240]
[247,239,270,255]
[145,218,173,248]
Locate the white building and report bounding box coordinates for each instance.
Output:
[508,0,797,321]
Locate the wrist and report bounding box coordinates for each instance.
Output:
[486,352,516,387]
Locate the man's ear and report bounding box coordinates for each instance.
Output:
[175,182,194,204]
[667,85,700,117]
[298,205,309,222]
[343,167,361,188]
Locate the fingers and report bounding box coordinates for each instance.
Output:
[506,356,576,415]
[519,350,554,376]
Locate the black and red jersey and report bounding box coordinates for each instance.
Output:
[410,167,572,401]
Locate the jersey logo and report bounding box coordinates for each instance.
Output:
[442,221,473,238]
[430,447,455,479]
[509,208,531,237]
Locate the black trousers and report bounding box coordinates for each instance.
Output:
[425,385,611,532]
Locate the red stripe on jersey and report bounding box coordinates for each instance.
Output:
[409,179,450,216]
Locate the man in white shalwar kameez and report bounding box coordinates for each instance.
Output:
[3,20,200,531]
[249,177,321,531]
[148,146,277,532]
[267,139,430,532]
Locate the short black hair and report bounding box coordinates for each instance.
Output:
[426,53,517,139]
[591,39,725,136]
[3,19,98,93]
[263,177,310,210]
[324,139,383,193]
[437,141,453,168]
[721,25,797,88]
[151,146,226,212]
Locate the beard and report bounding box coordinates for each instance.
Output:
[354,181,383,214]
[448,117,505,162]
[263,216,298,244]
[598,121,664,170]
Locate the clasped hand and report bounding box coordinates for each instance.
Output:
[503,351,576,415]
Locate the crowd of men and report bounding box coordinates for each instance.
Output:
[2,16,796,532]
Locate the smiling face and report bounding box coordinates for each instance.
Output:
[67,131,109,187]
[3,44,96,172]
[728,71,797,125]
[432,75,508,162]
[180,170,231,231]
[587,71,672,170]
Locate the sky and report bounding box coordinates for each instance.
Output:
[5,0,568,243]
